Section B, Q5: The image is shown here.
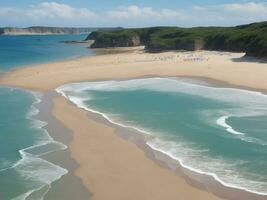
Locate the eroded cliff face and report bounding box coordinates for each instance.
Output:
[89,35,142,48]
[87,22,267,58]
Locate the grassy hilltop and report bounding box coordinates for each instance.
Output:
[86,22,267,57]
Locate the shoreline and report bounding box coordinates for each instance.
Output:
[1,47,267,199]
[35,91,90,200]
[52,95,224,200]
[56,77,267,200]
[0,86,70,199]
[1,47,267,93]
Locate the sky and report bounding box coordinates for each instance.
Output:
[0,0,267,27]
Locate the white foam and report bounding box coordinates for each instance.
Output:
[65,94,153,137]
[15,154,67,184]
[216,116,245,135]
[12,189,36,200]
[12,184,51,200]
[57,83,154,137]
[147,138,267,196]
[216,115,267,146]
[56,77,267,196]
[57,77,267,108]
[2,89,68,200]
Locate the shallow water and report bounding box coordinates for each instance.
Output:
[0,34,92,199]
[57,77,267,195]
[0,87,67,199]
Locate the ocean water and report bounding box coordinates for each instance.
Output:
[0,87,67,199]
[0,34,92,199]
[0,34,91,71]
[57,77,267,196]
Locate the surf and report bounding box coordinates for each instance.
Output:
[56,77,267,196]
[0,87,68,200]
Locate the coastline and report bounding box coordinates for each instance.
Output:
[56,77,267,200]
[52,95,223,200]
[1,47,267,199]
[35,91,90,200]
[1,47,267,93]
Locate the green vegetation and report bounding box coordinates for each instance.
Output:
[87,28,147,47]
[86,21,267,57]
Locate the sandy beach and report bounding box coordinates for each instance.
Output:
[1,47,267,92]
[52,97,224,200]
[1,47,267,200]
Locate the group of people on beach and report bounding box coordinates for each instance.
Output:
[150,54,209,62]
[114,52,209,64]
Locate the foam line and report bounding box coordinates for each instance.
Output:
[216,116,267,146]
[64,94,267,195]
[3,89,68,200]
[216,116,245,135]
[56,77,267,108]
[146,139,267,196]
[56,78,267,196]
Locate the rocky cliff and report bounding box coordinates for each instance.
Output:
[87,31,142,48]
[86,22,267,58]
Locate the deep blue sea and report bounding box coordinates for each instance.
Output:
[0,34,92,199]
[57,78,267,196]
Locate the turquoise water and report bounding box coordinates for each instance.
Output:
[0,87,67,199]
[57,78,267,195]
[0,34,91,71]
[0,34,92,199]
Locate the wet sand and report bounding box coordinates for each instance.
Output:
[36,92,90,200]
[52,96,223,200]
